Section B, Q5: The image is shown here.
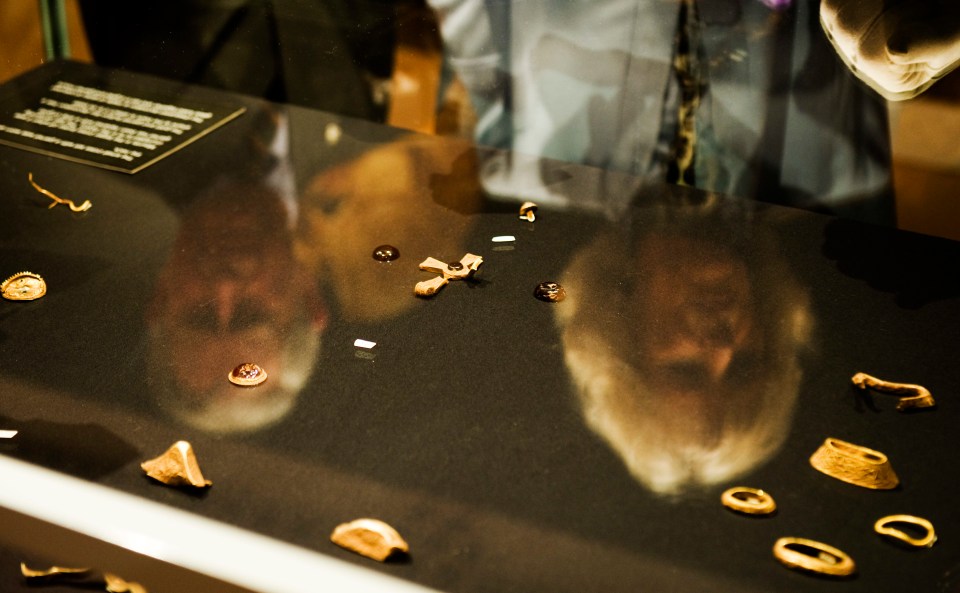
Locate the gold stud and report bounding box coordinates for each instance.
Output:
[874,514,937,548]
[851,372,935,411]
[104,573,149,593]
[773,537,855,577]
[141,441,212,488]
[2,271,46,301]
[721,487,776,516]
[330,518,409,561]
[228,363,268,387]
[809,437,899,490]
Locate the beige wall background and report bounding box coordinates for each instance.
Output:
[0,0,91,83]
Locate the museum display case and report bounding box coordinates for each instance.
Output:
[2,2,960,592]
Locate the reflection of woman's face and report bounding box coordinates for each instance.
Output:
[633,233,759,400]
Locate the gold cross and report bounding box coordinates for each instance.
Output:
[414,253,483,297]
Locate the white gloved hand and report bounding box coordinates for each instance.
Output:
[821,0,960,100]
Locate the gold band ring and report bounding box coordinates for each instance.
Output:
[875,515,937,548]
[721,487,776,516]
[773,537,856,577]
[809,437,899,490]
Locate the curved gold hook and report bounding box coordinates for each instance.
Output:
[28,173,92,212]
[852,372,935,411]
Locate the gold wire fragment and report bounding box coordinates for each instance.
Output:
[104,573,149,593]
[519,201,538,222]
[228,362,268,387]
[773,537,855,577]
[20,563,91,579]
[330,518,409,562]
[28,173,92,212]
[809,437,899,490]
[141,441,212,488]
[721,487,776,516]
[414,253,483,297]
[874,515,937,548]
[1,271,46,301]
[852,372,935,411]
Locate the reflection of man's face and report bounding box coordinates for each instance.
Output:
[631,233,761,415]
[150,186,322,397]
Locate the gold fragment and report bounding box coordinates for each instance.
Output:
[519,201,538,222]
[28,173,92,212]
[851,372,935,411]
[773,537,856,577]
[874,514,937,548]
[330,518,409,562]
[415,253,483,297]
[141,441,212,488]
[228,362,268,387]
[1,271,46,301]
[104,573,149,593]
[20,563,91,579]
[721,487,776,516]
[809,437,899,490]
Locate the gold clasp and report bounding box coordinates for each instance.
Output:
[852,372,935,411]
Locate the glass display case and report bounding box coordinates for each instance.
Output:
[1,3,959,592]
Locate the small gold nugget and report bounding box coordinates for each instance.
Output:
[809,437,899,490]
[773,537,856,577]
[852,372,935,411]
[330,518,409,562]
[415,253,483,297]
[2,271,46,301]
[519,201,538,222]
[228,362,268,387]
[141,441,212,488]
[104,573,149,593]
[721,487,776,516]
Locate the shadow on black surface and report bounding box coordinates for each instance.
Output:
[823,218,960,309]
[0,415,139,480]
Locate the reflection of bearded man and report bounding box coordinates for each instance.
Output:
[556,202,812,495]
[148,182,326,433]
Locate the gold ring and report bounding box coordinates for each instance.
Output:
[721,487,776,516]
[1,271,46,301]
[874,515,937,548]
[773,537,856,577]
[809,437,899,490]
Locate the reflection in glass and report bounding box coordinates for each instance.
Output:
[147,181,325,433]
[556,199,812,494]
[295,135,482,322]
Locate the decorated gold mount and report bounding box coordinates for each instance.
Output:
[141,441,212,488]
[1,271,46,301]
[330,518,409,562]
[809,437,899,490]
